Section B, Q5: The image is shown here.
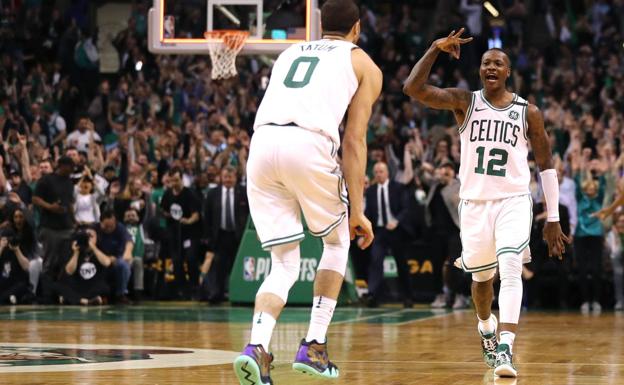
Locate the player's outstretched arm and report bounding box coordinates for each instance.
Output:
[403,29,472,112]
[527,104,571,258]
[343,48,382,249]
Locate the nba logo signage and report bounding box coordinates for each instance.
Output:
[163,15,175,38]
[243,257,255,281]
[243,257,272,281]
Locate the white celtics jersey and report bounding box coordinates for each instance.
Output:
[253,39,359,146]
[458,90,530,200]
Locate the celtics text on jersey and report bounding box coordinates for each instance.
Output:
[458,90,531,200]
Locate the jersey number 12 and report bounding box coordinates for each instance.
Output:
[474,146,508,177]
[283,57,320,88]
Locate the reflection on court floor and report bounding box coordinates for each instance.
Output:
[0,304,621,384]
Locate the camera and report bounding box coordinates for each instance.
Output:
[2,229,19,248]
[73,228,91,250]
[8,235,19,248]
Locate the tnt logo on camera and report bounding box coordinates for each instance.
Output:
[243,257,255,281]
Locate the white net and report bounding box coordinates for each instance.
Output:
[204,31,249,80]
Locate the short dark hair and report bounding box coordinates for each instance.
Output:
[221,165,238,176]
[482,48,511,67]
[321,0,359,36]
[124,207,139,216]
[100,210,116,222]
[57,156,74,168]
[168,167,183,177]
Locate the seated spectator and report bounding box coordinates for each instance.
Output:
[95,210,133,303]
[6,207,42,297]
[58,229,112,305]
[0,228,31,304]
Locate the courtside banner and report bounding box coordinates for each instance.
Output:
[229,218,358,304]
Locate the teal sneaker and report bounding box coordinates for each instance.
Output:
[494,343,517,378]
[292,339,339,379]
[233,344,274,385]
[479,314,498,368]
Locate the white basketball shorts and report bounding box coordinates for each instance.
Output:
[247,124,348,250]
[457,194,532,275]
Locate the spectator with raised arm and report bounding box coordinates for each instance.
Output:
[73,167,104,226]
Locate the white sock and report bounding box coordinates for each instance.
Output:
[249,312,277,350]
[500,331,516,353]
[305,296,337,343]
[478,314,497,335]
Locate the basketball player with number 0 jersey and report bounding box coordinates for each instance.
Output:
[233,1,382,384]
[403,29,570,378]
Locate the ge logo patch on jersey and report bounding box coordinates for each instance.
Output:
[509,111,519,120]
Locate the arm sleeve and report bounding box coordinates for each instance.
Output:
[540,169,560,222]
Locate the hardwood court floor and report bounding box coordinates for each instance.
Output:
[0,304,622,384]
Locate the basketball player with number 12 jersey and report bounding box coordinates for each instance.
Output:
[404,29,570,378]
[233,1,382,384]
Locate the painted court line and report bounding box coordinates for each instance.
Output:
[329,360,624,367]
[332,309,407,325]
[333,309,462,325]
[392,309,469,326]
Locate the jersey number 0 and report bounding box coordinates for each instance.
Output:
[283,57,320,88]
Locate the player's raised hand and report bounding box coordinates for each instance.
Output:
[434,28,473,60]
[349,212,374,249]
[543,221,571,259]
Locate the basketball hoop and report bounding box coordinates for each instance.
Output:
[204,30,249,80]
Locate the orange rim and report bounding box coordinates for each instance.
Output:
[204,30,249,50]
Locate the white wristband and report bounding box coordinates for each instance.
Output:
[540,169,560,222]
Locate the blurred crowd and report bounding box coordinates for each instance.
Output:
[0,0,622,312]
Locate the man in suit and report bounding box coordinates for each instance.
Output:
[424,161,466,309]
[204,166,249,303]
[365,162,413,307]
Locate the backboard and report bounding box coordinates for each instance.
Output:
[148,0,320,55]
